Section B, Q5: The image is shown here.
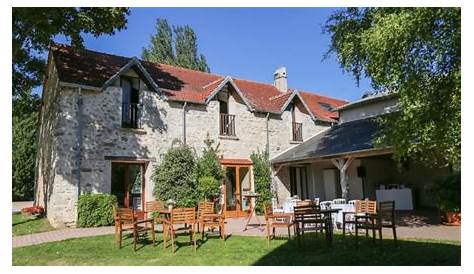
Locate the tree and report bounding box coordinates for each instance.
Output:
[152,141,198,207]
[142,19,175,65]
[324,8,460,169]
[13,7,130,97]
[12,7,130,200]
[250,150,273,214]
[142,19,210,72]
[12,93,40,200]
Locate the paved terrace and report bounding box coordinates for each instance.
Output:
[13,211,460,248]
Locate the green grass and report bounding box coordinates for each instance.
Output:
[12,232,460,266]
[12,213,55,236]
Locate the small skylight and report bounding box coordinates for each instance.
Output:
[318,102,334,112]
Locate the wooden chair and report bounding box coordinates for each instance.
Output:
[342,199,376,237]
[293,203,325,246]
[296,200,314,207]
[162,207,197,254]
[145,201,165,220]
[264,203,294,245]
[144,201,166,241]
[356,199,377,238]
[197,201,225,241]
[375,201,397,245]
[113,207,156,251]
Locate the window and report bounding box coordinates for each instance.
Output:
[290,104,303,141]
[121,77,140,128]
[219,99,235,136]
[318,102,333,112]
[290,166,309,199]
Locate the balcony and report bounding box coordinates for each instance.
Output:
[220,113,236,137]
[292,122,303,142]
[122,103,141,129]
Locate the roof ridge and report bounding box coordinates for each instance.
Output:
[299,90,349,103]
[201,77,225,89]
[231,76,279,88]
[143,61,224,78]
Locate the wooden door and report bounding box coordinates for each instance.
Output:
[223,164,251,218]
[111,162,145,211]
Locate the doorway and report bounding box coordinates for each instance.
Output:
[223,164,252,218]
[290,166,310,199]
[111,162,145,211]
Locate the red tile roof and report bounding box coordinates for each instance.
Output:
[299,91,348,122]
[50,43,348,122]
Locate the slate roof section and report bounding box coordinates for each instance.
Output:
[271,117,386,163]
[50,43,347,122]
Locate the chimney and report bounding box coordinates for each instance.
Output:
[273,67,287,93]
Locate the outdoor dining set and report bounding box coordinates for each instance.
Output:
[112,197,398,254]
[266,197,398,247]
[113,201,225,253]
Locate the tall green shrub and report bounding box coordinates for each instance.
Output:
[195,134,225,201]
[12,92,40,201]
[152,141,197,207]
[250,150,272,214]
[429,172,461,212]
[77,194,118,227]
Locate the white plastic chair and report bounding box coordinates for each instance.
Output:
[319,200,333,210]
[333,198,347,204]
[313,197,320,205]
[272,197,284,213]
[348,200,358,205]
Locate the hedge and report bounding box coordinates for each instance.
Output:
[77,193,118,227]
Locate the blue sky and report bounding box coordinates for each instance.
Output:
[54,7,372,101]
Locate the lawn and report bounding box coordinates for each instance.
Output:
[12,232,460,265]
[12,213,55,236]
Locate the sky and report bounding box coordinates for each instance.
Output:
[54,7,372,101]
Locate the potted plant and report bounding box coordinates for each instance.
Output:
[430,172,461,226]
[166,199,176,210]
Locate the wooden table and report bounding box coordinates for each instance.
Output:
[243,193,262,231]
[293,208,341,246]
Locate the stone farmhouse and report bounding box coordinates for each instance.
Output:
[34,44,447,228]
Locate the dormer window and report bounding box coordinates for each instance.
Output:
[219,99,235,137]
[121,77,141,129]
[291,104,303,142]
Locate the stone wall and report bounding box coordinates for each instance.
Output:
[35,67,331,227]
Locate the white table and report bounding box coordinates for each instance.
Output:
[376,188,413,210]
[330,203,355,225]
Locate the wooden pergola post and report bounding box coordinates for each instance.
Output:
[331,157,354,199]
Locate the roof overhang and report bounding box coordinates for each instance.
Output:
[271,147,393,165]
[205,76,255,112]
[335,92,399,112]
[220,158,253,165]
[280,90,317,121]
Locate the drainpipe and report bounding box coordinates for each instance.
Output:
[266,112,270,154]
[76,88,83,199]
[183,102,187,144]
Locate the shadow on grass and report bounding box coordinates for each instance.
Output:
[13,218,38,227]
[253,234,461,266]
